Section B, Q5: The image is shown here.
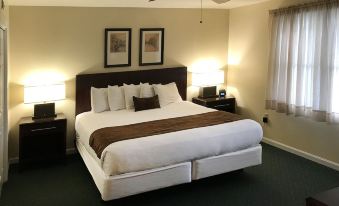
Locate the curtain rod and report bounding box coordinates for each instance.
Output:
[269,0,339,14]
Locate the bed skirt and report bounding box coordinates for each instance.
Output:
[76,138,262,201]
[192,145,262,180]
[76,139,191,201]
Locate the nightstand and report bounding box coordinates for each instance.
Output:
[192,96,236,113]
[19,113,67,170]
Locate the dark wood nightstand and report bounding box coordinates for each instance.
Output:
[306,187,339,206]
[192,96,236,113]
[19,113,67,170]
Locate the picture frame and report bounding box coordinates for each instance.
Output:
[104,28,131,68]
[139,28,164,66]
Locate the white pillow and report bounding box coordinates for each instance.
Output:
[140,83,155,98]
[91,87,109,113]
[123,83,140,109]
[108,85,125,111]
[153,82,182,107]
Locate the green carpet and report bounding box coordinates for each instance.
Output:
[0,143,338,206]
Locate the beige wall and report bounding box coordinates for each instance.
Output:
[8,6,229,158]
[228,0,339,164]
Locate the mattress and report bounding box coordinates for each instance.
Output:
[75,101,263,176]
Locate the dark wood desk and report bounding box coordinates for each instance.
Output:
[306,187,339,206]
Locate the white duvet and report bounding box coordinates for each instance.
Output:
[75,101,263,176]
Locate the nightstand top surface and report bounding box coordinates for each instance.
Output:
[19,113,66,125]
[193,95,235,102]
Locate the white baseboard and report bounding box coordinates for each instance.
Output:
[66,147,77,155]
[9,147,77,165]
[9,157,18,165]
[262,137,339,171]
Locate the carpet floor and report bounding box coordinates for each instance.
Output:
[0,143,338,206]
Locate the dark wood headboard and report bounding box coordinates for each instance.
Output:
[76,67,187,116]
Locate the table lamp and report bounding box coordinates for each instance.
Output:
[24,83,65,120]
[192,70,224,99]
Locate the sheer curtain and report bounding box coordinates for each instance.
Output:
[266,1,339,123]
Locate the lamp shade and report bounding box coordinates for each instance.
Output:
[192,70,224,86]
[24,83,65,104]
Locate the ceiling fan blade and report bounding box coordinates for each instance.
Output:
[211,0,231,4]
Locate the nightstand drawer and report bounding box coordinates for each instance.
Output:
[20,121,65,136]
[207,99,235,107]
[212,103,233,110]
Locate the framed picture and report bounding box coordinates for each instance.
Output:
[139,28,164,66]
[104,28,131,68]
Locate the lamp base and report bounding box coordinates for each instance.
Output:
[198,86,217,99]
[33,103,56,120]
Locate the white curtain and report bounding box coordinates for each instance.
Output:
[266,1,339,123]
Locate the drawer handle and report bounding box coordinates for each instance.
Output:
[214,104,230,108]
[31,127,57,132]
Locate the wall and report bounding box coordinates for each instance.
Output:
[228,0,339,164]
[8,6,229,159]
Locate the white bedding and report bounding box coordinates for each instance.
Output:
[75,101,263,176]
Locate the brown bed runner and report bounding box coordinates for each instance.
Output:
[89,111,243,158]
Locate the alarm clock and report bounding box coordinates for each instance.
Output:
[219,89,226,98]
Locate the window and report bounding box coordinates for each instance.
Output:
[266,2,339,123]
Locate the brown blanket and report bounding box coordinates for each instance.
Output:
[89,111,243,158]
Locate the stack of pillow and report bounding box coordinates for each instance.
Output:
[91,82,182,113]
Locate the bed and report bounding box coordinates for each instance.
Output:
[75,67,263,201]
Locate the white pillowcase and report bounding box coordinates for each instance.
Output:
[123,83,140,109]
[153,82,182,107]
[140,83,155,98]
[91,87,109,113]
[107,85,125,111]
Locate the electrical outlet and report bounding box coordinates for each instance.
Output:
[263,113,269,123]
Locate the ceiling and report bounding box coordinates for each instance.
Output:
[6,0,269,9]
